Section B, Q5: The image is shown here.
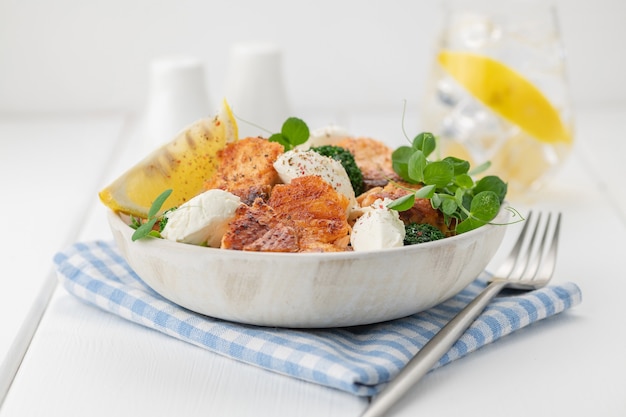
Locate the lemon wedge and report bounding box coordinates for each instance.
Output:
[437,51,572,144]
[99,98,238,218]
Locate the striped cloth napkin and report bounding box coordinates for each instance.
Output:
[54,240,582,397]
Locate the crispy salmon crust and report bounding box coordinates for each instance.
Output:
[221,176,351,253]
[221,200,299,252]
[270,176,351,252]
[358,182,455,236]
[336,137,401,192]
[204,137,284,205]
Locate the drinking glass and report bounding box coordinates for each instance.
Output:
[420,0,574,197]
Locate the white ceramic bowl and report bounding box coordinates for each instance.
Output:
[107,208,509,328]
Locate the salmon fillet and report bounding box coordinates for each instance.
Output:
[204,137,284,205]
[221,199,299,252]
[336,137,400,192]
[269,176,351,252]
[221,176,351,253]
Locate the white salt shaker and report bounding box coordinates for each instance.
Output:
[140,57,211,153]
[224,42,290,138]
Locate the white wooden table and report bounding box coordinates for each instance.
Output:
[1,106,625,416]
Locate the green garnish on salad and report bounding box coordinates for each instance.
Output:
[387,132,508,233]
[268,117,310,151]
[130,189,174,241]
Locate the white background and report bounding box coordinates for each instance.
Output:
[1,0,625,117]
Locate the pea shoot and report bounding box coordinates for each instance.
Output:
[269,117,310,151]
[388,132,508,233]
[130,189,174,241]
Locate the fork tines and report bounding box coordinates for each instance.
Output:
[496,211,562,288]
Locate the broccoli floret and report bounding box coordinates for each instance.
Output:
[404,223,446,245]
[157,207,177,232]
[310,145,364,195]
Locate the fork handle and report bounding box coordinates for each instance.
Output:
[361,280,508,417]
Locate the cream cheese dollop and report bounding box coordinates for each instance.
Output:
[161,189,242,247]
[350,198,405,251]
[273,149,359,216]
[297,125,351,150]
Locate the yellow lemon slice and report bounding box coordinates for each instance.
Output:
[438,51,572,144]
[99,98,239,218]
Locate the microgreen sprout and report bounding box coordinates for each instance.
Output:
[130,189,173,241]
[269,117,310,151]
[387,131,510,233]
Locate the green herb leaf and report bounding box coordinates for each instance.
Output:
[147,230,162,238]
[132,189,173,241]
[414,184,436,199]
[468,160,492,176]
[129,215,142,230]
[470,191,501,221]
[423,160,454,188]
[455,217,484,234]
[412,132,436,157]
[474,175,508,203]
[132,217,159,241]
[454,173,474,189]
[389,130,508,234]
[387,193,415,211]
[440,195,459,215]
[391,146,414,182]
[454,187,466,207]
[456,191,501,233]
[148,189,173,219]
[431,193,442,209]
[269,117,310,150]
[282,117,309,145]
[407,150,427,183]
[269,133,290,149]
[442,156,470,175]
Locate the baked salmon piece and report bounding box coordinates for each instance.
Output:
[221,176,351,253]
[358,182,455,236]
[269,176,351,252]
[336,137,401,192]
[221,199,299,252]
[204,137,284,205]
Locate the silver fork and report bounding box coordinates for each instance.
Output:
[361,211,562,417]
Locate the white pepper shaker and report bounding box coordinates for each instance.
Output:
[140,57,211,153]
[224,42,291,138]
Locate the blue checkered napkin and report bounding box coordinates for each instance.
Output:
[54,241,582,397]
